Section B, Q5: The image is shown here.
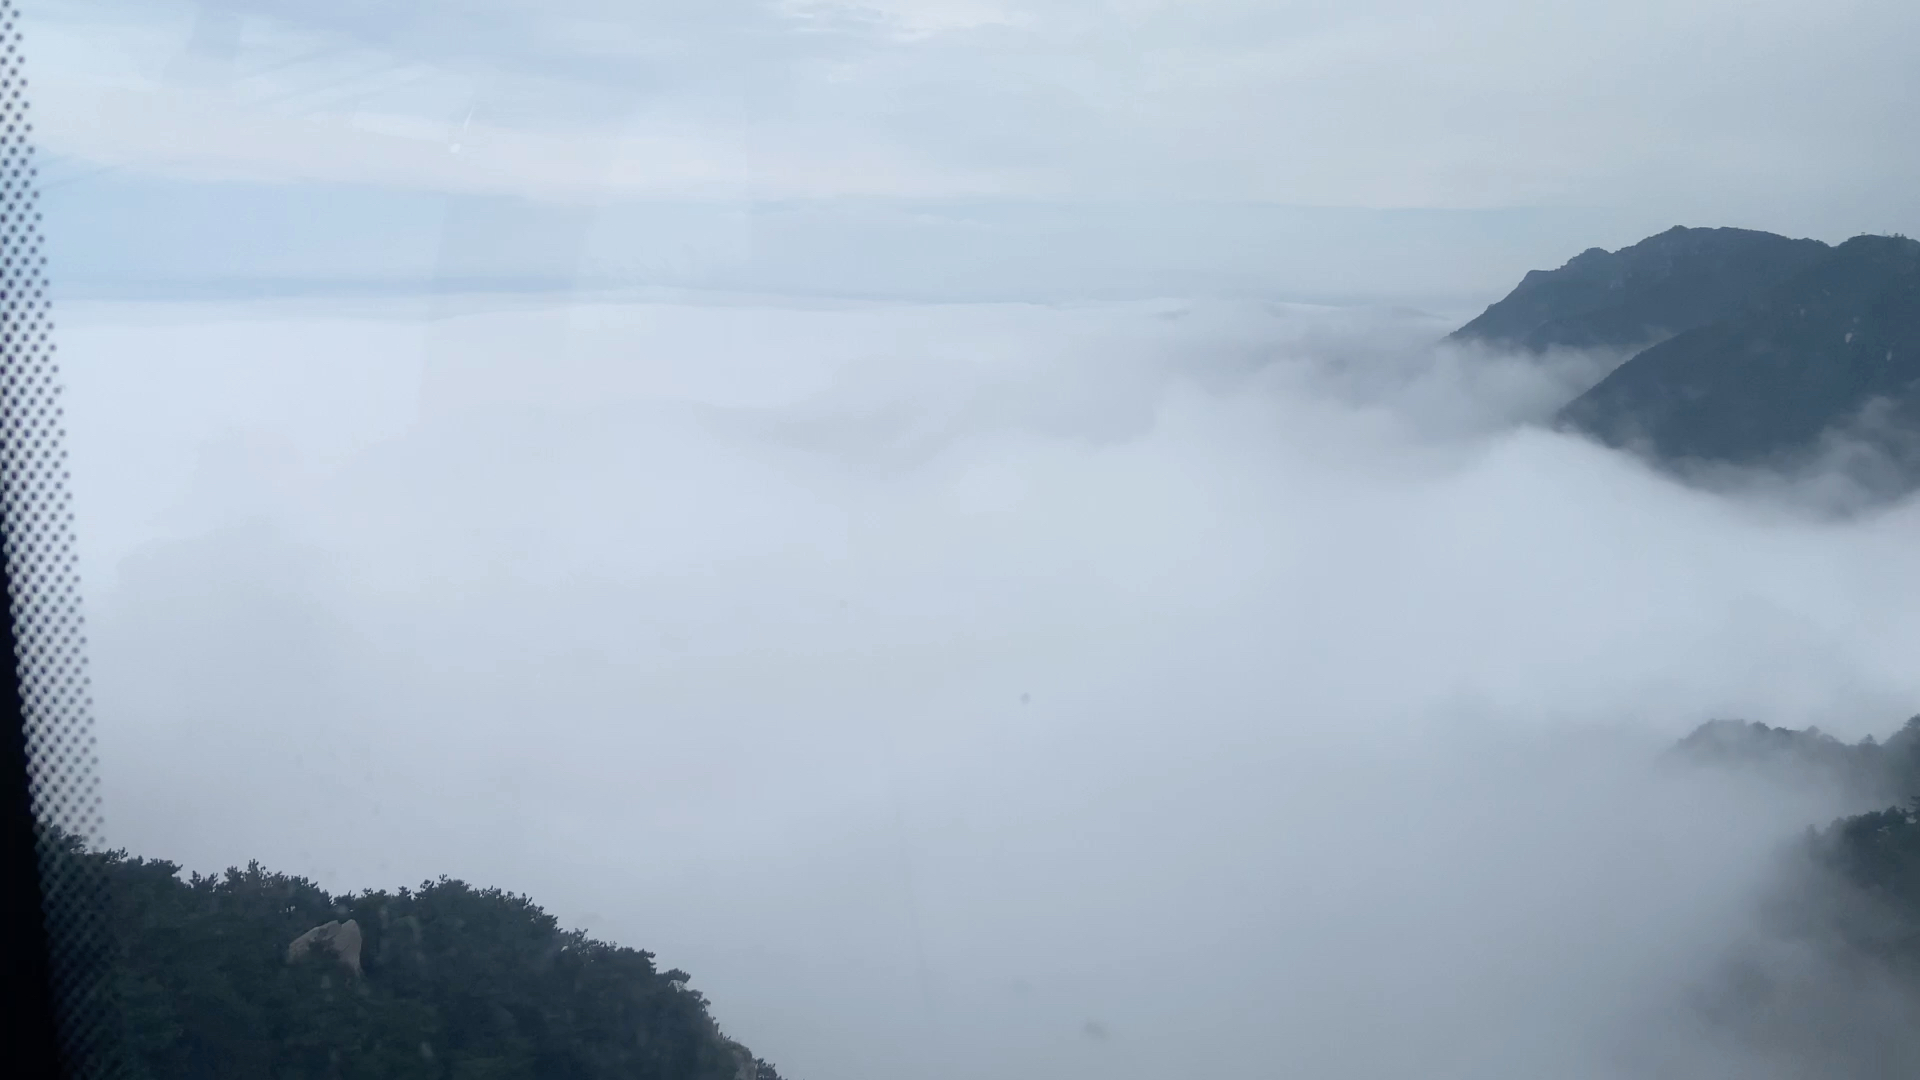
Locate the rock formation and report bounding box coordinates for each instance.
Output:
[287,918,364,977]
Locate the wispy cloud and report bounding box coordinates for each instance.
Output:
[25,0,1920,223]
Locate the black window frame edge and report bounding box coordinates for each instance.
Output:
[4,556,66,1077]
[1,3,125,1076]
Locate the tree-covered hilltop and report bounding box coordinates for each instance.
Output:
[36,829,788,1080]
[1667,715,1920,1077]
[1674,715,1920,906]
[1684,722,1920,956]
[1672,714,1920,806]
[1790,717,1920,937]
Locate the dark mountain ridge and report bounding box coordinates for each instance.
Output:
[1555,233,1920,485]
[1449,225,1832,353]
[1452,225,1920,497]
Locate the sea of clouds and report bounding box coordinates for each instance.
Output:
[56,290,1920,1079]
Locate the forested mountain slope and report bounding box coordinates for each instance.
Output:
[1675,713,1920,1078]
[37,831,788,1080]
[1449,226,1831,353]
[1556,234,1920,484]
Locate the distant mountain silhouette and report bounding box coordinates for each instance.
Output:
[1673,715,1920,806]
[1673,713,1920,1075]
[1450,226,1831,352]
[1555,234,1920,483]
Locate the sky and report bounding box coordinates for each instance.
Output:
[23,0,1920,304]
[22,1,1920,1078]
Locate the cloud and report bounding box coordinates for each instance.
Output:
[778,0,1037,40]
[38,171,1692,308]
[23,0,1920,228]
[57,292,1920,1078]
[1654,394,1920,521]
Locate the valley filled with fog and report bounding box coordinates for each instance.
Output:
[55,291,1920,1079]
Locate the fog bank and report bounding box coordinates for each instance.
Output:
[60,293,1920,1078]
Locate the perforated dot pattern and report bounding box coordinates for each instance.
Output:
[2,5,122,1077]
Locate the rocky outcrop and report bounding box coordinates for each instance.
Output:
[287,918,363,977]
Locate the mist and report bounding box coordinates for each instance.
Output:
[58,291,1920,1079]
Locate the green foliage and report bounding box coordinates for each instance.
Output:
[38,829,786,1080]
[1683,713,1920,963]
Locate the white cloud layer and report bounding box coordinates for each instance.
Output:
[56,293,1920,1078]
